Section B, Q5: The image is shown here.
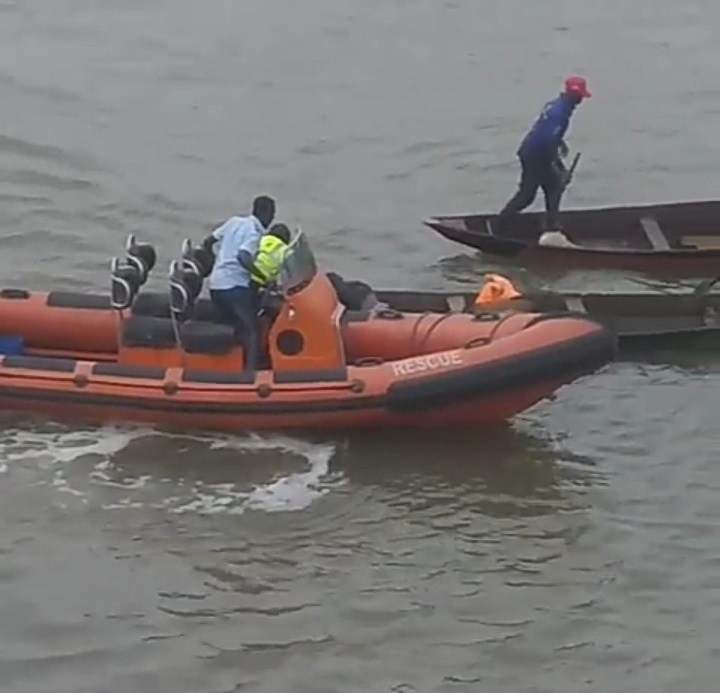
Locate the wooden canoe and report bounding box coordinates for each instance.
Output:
[371,280,720,353]
[424,200,720,276]
[127,277,720,354]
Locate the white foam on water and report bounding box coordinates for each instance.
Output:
[169,435,340,515]
[0,425,144,465]
[0,423,341,515]
[245,442,336,512]
[0,424,154,502]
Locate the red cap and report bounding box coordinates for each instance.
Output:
[564,75,591,98]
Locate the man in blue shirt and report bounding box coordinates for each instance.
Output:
[497,76,591,231]
[202,195,276,372]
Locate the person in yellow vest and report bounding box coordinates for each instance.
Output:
[251,223,291,289]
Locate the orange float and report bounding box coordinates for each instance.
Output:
[0,233,615,431]
[473,273,522,307]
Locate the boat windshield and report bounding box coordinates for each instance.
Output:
[278,229,317,293]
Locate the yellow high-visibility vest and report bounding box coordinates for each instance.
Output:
[251,235,288,286]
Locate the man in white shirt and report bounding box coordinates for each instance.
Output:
[203,195,276,371]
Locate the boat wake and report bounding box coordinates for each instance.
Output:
[168,433,340,515]
[0,422,341,515]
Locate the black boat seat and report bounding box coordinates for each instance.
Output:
[122,315,176,348]
[132,291,223,322]
[110,236,158,311]
[122,315,237,354]
[180,240,215,279]
[126,236,157,283]
[180,320,237,354]
[131,291,172,317]
[169,260,204,322]
[111,258,143,310]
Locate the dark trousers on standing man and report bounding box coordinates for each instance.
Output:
[497,154,566,231]
[210,285,259,371]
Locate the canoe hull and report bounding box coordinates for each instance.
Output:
[374,288,720,352]
[425,199,720,276]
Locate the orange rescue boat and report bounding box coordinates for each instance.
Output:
[0,232,615,431]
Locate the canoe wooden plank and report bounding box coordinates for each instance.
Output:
[639,217,671,250]
[682,236,720,250]
[446,295,466,312]
[565,296,587,313]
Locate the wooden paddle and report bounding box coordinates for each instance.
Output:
[562,152,581,190]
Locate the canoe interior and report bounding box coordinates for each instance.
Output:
[375,288,720,341]
[430,199,720,251]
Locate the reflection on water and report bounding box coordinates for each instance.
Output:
[335,424,600,519]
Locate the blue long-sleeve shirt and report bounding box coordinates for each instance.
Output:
[518,94,578,161]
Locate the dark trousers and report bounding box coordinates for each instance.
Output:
[498,154,566,230]
[210,286,259,371]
